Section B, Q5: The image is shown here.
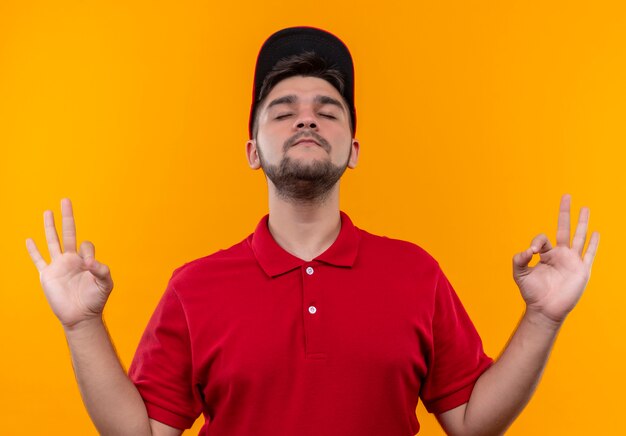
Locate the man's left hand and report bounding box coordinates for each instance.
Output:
[513,194,599,326]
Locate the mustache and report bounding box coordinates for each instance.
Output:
[283,131,331,153]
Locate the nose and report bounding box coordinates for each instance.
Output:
[294,112,318,130]
[296,120,317,129]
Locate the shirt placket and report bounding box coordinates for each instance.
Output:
[302,262,326,360]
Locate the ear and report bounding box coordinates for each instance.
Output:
[246,139,261,169]
[347,138,360,169]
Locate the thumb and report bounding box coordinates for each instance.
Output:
[513,247,534,277]
[85,256,114,292]
[80,240,113,291]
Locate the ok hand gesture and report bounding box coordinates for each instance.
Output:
[513,194,600,325]
[26,199,113,329]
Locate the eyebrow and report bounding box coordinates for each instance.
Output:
[314,95,346,112]
[265,94,347,113]
[266,95,297,109]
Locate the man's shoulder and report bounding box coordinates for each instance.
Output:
[355,226,440,269]
[169,234,255,283]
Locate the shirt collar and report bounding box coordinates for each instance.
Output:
[249,211,360,277]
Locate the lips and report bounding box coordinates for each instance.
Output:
[294,139,320,146]
[284,132,330,153]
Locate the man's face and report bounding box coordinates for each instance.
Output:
[247,75,359,203]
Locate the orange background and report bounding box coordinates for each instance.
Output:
[1,1,624,434]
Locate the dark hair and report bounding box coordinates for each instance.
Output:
[251,51,350,137]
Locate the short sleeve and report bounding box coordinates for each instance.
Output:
[128,281,202,429]
[420,269,493,414]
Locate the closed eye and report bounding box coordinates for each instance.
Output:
[319,113,336,119]
[275,113,293,120]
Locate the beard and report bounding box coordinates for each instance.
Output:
[257,132,351,204]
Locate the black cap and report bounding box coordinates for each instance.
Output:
[249,26,356,138]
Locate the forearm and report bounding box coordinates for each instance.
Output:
[461,310,561,435]
[64,318,152,436]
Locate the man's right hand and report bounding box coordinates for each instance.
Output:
[26,199,182,436]
[26,198,113,329]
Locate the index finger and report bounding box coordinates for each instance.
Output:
[61,198,77,253]
[556,194,571,246]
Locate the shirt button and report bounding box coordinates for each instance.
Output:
[308,305,317,314]
[306,266,314,275]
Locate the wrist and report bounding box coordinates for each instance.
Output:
[63,316,105,337]
[523,307,565,333]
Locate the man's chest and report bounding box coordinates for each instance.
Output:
[181,262,435,398]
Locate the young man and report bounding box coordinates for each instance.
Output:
[26,27,599,436]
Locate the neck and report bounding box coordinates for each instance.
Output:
[266,183,342,261]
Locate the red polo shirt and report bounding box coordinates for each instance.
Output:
[129,212,492,435]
